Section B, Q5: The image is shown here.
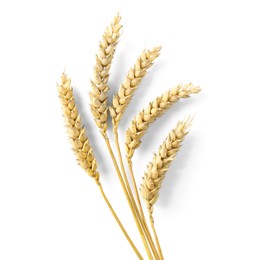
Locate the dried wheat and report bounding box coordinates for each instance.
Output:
[90,14,122,136]
[140,117,192,213]
[125,83,200,158]
[58,73,99,180]
[109,47,161,127]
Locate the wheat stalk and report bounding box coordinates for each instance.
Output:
[125,83,200,159]
[140,117,192,212]
[109,47,161,128]
[57,73,99,180]
[90,14,122,136]
[103,133,158,260]
[57,72,144,259]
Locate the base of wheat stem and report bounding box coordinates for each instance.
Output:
[95,179,143,259]
[103,134,156,260]
[113,128,161,260]
[127,158,164,260]
[149,213,164,260]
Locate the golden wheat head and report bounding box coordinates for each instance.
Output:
[58,73,99,180]
[125,83,200,159]
[109,47,161,128]
[90,14,122,136]
[140,117,192,213]
[56,12,202,260]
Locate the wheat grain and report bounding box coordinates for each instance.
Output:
[109,47,161,127]
[140,117,192,213]
[90,14,122,136]
[125,83,200,158]
[58,73,99,180]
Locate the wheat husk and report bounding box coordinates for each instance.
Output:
[58,73,99,180]
[109,47,161,127]
[90,14,122,135]
[125,83,200,158]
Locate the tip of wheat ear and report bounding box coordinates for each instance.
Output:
[109,46,162,127]
[90,14,122,135]
[58,73,99,180]
[140,117,192,212]
[125,83,200,159]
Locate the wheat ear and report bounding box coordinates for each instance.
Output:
[125,83,200,159]
[109,47,161,128]
[140,117,192,212]
[57,72,144,259]
[141,117,192,259]
[90,14,122,136]
[58,73,99,180]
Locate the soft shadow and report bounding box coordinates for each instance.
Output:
[107,42,130,102]
[106,42,130,131]
[156,134,199,208]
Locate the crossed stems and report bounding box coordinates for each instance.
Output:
[100,126,164,260]
[95,179,143,259]
[103,134,156,259]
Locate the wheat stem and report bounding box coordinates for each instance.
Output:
[127,160,160,257]
[126,159,145,219]
[149,214,164,260]
[113,129,132,194]
[127,159,163,260]
[114,129,143,216]
[95,180,144,259]
[113,129,161,259]
[103,135,155,260]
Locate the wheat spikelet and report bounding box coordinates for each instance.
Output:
[90,14,122,135]
[58,73,99,180]
[125,83,200,158]
[140,118,192,213]
[109,47,161,127]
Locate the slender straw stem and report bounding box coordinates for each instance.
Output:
[103,134,154,260]
[127,158,146,219]
[149,214,164,260]
[126,161,161,260]
[127,159,161,258]
[114,129,144,214]
[113,129,160,260]
[95,180,144,259]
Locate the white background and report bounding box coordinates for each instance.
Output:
[0,0,260,259]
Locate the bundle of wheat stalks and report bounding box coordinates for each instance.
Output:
[57,14,200,259]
